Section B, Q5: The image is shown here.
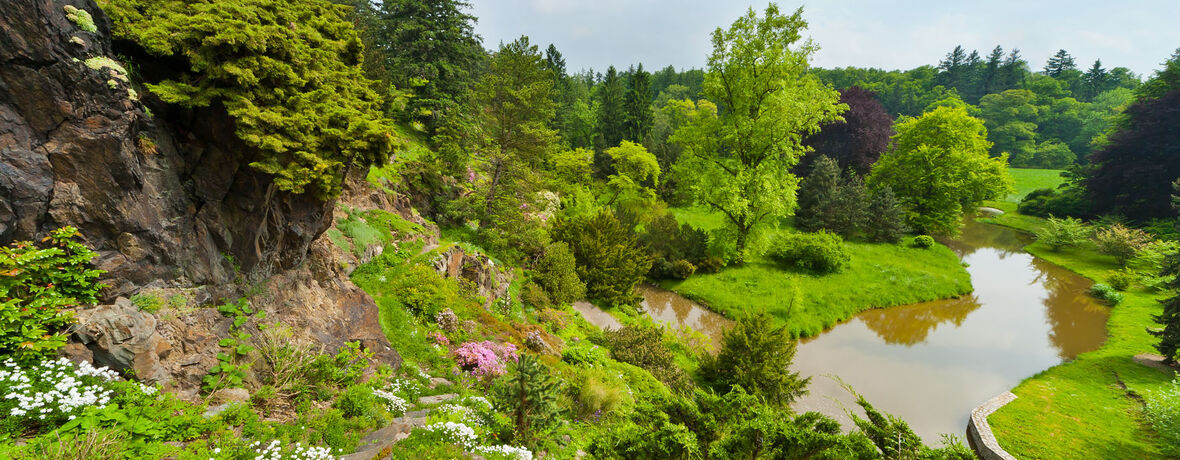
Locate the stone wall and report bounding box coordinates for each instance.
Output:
[966,391,1019,460]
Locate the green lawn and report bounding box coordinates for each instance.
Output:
[662,207,972,338]
[1005,167,1068,202]
[977,180,1173,459]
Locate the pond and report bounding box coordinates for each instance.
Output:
[575,218,1110,442]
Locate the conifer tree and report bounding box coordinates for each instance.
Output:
[598,66,627,148]
[1044,49,1077,78]
[1081,59,1108,102]
[865,186,909,243]
[493,354,561,449]
[795,155,841,233]
[982,46,1005,94]
[623,64,654,142]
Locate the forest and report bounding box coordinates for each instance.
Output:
[1,0,1179,459]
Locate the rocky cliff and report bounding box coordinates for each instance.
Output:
[0,0,404,396]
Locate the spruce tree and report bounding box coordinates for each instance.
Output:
[493,354,561,449]
[794,155,841,232]
[1044,49,1077,78]
[1081,59,1108,102]
[982,46,1005,94]
[865,186,909,243]
[597,66,627,148]
[622,64,654,142]
[1153,251,1180,364]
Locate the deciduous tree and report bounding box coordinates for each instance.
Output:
[799,86,894,176]
[672,4,844,263]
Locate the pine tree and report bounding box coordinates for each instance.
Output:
[1044,49,1077,78]
[795,156,841,232]
[622,64,654,142]
[597,66,626,148]
[982,46,1005,94]
[1151,228,1180,364]
[493,354,561,449]
[937,45,969,91]
[865,186,909,243]
[1081,60,1108,102]
[1001,48,1028,88]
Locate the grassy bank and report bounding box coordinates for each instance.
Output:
[1004,168,1068,202]
[979,170,1173,459]
[662,207,972,338]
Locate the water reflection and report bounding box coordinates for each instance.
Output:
[793,218,1109,441]
[640,285,734,350]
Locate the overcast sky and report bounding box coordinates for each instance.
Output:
[469,0,1180,78]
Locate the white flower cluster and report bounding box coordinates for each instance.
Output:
[462,395,492,410]
[250,440,335,460]
[423,421,478,449]
[421,421,533,460]
[373,388,408,415]
[474,444,534,460]
[435,403,479,426]
[386,377,421,399]
[1,358,117,420]
[138,383,159,396]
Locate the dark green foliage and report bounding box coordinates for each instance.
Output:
[1152,250,1180,364]
[1135,48,1180,101]
[912,235,935,249]
[795,155,842,233]
[0,227,104,362]
[1018,186,1092,218]
[101,0,399,198]
[767,232,851,274]
[623,64,654,142]
[492,354,562,449]
[532,242,585,306]
[1044,49,1078,78]
[865,186,910,243]
[642,213,710,280]
[699,312,809,408]
[368,0,483,135]
[603,326,693,393]
[552,212,652,307]
[520,281,551,308]
[851,393,975,460]
[1089,283,1124,306]
[333,385,381,420]
[597,66,627,152]
[1085,90,1180,220]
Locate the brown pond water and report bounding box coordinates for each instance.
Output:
[576,218,1110,442]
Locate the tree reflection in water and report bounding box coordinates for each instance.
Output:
[856,295,982,345]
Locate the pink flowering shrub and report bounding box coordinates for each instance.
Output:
[453,341,519,378]
[428,331,450,347]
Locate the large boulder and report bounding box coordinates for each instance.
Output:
[433,245,512,307]
[69,299,173,384]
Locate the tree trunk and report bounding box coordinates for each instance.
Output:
[734,225,749,265]
[480,160,504,228]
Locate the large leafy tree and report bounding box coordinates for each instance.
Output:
[101,0,399,198]
[1085,90,1180,220]
[469,37,558,228]
[978,89,1039,164]
[869,106,1012,235]
[370,0,483,135]
[671,4,844,263]
[799,86,894,176]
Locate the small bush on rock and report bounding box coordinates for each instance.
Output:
[767,231,851,274]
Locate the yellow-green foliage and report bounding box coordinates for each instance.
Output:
[98,0,400,198]
[64,5,98,33]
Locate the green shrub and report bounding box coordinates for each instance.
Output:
[767,231,850,274]
[699,311,808,408]
[697,256,725,274]
[573,371,630,419]
[1089,283,1124,306]
[603,326,692,393]
[912,235,936,249]
[491,354,561,449]
[1093,224,1152,266]
[0,227,104,362]
[533,242,586,306]
[1145,374,1180,457]
[536,308,570,332]
[334,385,381,420]
[562,341,609,367]
[552,212,652,307]
[1106,269,1137,291]
[1037,216,1090,251]
[520,281,551,308]
[669,259,696,280]
[131,293,163,312]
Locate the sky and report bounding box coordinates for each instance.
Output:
[469,0,1180,78]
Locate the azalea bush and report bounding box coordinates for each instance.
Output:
[453,341,519,379]
[0,227,105,362]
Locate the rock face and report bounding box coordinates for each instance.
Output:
[4,0,404,396]
[433,245,511,306]
[0,0,331,297]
